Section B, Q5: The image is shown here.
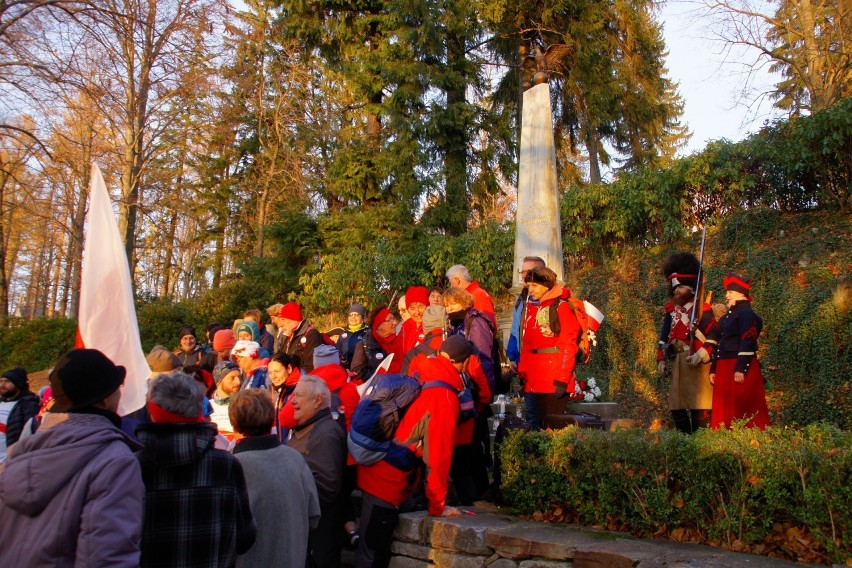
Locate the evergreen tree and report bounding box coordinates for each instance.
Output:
[767,0,851,113]
[279,0,429,209]
[482,0,688,182]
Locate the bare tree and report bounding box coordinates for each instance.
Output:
[0,115,43,323]
[702,0,852,114]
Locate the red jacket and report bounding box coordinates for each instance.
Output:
[466,281,496,326]
[276,368,301,431]
[280,363,354,430]
[390,318,423,372]
[518,285,580,394]
[403,329,490,445]
[454,355,491,446]
[357,355,461,516]
[657,300,717,361]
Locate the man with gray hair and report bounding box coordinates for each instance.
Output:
[446,264,496,324]
[288,375,346,568]
[136,373,256,568]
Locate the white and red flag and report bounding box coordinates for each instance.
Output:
[76,163,149,415]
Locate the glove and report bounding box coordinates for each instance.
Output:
[657,360,666,376]
[554,381,569,399]
[685,348,710,366]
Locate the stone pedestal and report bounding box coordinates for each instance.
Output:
[564,402,619,420]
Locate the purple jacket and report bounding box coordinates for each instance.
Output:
[449,308,495,392]
[0,412,144,567]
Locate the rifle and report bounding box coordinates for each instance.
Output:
[688,226,707,355]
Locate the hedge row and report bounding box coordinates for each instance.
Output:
[0,318,77,374]
[500,424,851,565]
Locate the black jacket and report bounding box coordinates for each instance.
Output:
[5,391,40,447]
[283,320,325,372]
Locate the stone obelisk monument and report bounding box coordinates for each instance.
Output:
[513,80,564,286]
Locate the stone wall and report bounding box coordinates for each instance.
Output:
[388,511,810,568]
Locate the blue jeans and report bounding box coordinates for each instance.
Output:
[523,393,542,430]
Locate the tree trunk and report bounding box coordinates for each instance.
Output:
[0,169,9,326]
[67,149,91,320]
[797,0,826,111]
[443,31,468,236]
[161,208,178,297]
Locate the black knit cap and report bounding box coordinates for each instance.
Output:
[49,349,126,412]
[440,336,474,363]
[178,326,196,341]
[1,367,28,391]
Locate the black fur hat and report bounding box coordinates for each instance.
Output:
[662,252,700,295]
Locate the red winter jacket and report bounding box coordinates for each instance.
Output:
[466,281,496,324]
[357,355,461,516]
[280,363,358,431]
[454,355,491,446]
[518,285,580,394]
[391,318,425,369]
[405,328,491,444]
[276,367,301,431]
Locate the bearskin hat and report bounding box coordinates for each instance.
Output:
[662,252,700,295]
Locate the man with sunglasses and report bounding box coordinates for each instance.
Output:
[507,256,546,369]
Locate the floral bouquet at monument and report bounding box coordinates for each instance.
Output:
[572,377,603,402]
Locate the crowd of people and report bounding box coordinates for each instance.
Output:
[0,259,770,567]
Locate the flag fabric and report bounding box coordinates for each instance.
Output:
[356,353,394,397]
[77,163,150,415]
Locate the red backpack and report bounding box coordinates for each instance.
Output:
[548,297,603,365]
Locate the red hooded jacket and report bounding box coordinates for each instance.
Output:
[518,285,580,394]
[391,318,424,369]
[357,355,461,516]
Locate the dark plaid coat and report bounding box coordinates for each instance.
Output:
[136,422,256,568]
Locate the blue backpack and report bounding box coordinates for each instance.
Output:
[348,373,465,470]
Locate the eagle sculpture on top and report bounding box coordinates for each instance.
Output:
[527,43,572,84]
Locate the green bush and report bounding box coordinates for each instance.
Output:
[135,280,281,351]
[294,217,514,314]
[0,317,77,372]
[501,424,852,564]
[560,99,852,258]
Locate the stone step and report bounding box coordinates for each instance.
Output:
[389,510,820,568]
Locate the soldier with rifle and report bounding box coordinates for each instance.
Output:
[657,232,717,433]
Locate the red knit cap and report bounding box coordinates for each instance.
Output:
[278,302,303,321]
[212,329,236,351]
[405,286,429,307]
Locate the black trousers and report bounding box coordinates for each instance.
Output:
[308,500,342,568]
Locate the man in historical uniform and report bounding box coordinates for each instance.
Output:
[657,252,717,433]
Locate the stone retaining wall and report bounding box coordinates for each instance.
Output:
[388,511,813,568]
